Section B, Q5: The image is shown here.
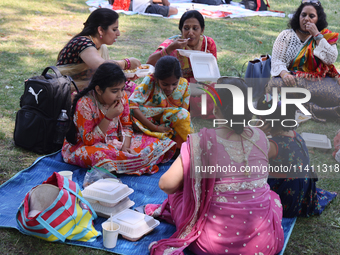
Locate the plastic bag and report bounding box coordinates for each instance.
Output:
[83,166,120,188]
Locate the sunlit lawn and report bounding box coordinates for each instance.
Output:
[0,0,339,254]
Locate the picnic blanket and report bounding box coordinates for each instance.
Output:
[86,0,285,19]
[0,151,295,254]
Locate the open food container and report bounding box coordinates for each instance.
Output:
[123,68,138,79]
[136,64,155,78]
[177,50,220,83]
[301,132,332,149]
[123,64,155,78]
[107,209,160,241]
[82,179,134,207]
[177,49,202,58]
[295,111,312,124]
[89,197,135,218]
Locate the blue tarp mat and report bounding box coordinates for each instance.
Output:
[0,151,296,254]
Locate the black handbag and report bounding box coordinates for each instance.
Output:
[244,54,271,100]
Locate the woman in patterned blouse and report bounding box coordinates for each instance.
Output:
[57,8,141,91]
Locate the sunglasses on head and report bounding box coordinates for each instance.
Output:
[301,0,321,6]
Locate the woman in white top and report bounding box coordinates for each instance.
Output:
[266,0,340,122]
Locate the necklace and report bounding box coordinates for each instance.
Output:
[297,29,311,42]
[298,28,310,35]
[186,44,200,51]
[296,28,310,43]
[89,35,94,43]
[88,35,99,49]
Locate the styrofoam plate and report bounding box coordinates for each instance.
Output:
[295,111,311,124]
[107,209,160,241]
[301,132,332,149]
[189,53,220,82]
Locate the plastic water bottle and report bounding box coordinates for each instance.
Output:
[54,109,69,145]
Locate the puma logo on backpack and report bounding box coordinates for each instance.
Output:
[28,87,43,104]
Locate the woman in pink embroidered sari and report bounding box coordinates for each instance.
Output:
[146,78,284,255]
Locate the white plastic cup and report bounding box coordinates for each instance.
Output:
[58,171,73,180]
[102,221,120,249]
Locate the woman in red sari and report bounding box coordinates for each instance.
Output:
[147,10,217,119]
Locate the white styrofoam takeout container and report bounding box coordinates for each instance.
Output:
[177,49,220,83]
[123,68,138,78]
[89,197,135,218]
[107,209,160,241]
[123,64,155,78]
[82,179,134,207]
[136,64,155,78]
[190,53,220,82]
[177,49,202,58]
[301,132,332,149]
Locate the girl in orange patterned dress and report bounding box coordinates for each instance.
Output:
[62,63,176,175]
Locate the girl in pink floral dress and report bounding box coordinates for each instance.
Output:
[62,63,176,175]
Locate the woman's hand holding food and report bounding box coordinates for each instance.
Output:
[128,57,141,70]
[168,38,189,51]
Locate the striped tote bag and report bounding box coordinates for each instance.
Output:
[16,172,101,242]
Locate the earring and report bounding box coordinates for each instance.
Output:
[100,35,102,39]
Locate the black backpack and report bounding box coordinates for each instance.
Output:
[13,66,79,154]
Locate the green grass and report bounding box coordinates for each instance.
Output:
[0,0,340,254]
